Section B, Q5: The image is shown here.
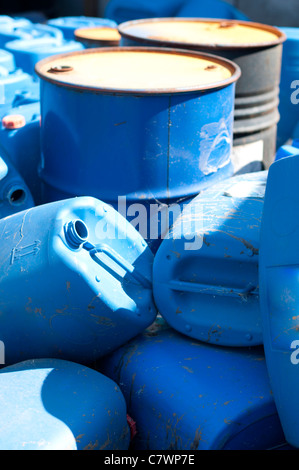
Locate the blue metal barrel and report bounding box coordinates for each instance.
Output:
[5,37,84,77]
[153,171,266,347]
[277,27,299,147]
[47,16,118,40]
[74,27,121,48]
[0,101,42,205]
[0,196,156,366]
[176,0,250,20]
[104,0,185,24]
[35,47,240,252]
[98,321,288,450]
[0,150,34,218]
[259,153,299,449]
[0,359,130,450]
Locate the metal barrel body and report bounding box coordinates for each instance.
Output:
[0,359,130,450]
[118,18,286,171]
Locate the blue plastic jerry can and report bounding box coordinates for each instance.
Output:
[153,171,267,347]
[0,196,157,366]
[259,153,299,448]
[0,64,40,112]
[0,359,130,450]
[0,49,16,72]
[0,150,34,218]
[275,139,299,161]
[98,320,287,451]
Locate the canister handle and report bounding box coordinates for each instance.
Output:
[168,280,258,298]
[85,242,152,289]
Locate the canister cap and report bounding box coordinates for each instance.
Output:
[35,47,241,95]
[118,18,287,49]
[2,114,26,129]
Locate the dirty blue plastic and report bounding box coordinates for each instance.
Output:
[105,0,184,23]
[0,101,42,204]
[0,150,34,218]
[0,359,130,450]
[47,16,117,40]
[153,171,267,347]
[275,139,299,161]
[259,153,299,448]
[0,49,16,72]
[0,65,40,112]
[6,37,84,77]
[0,196,156,366]
[277,27,299,147]
[0,23,63,49]
[98,321,287,450]
[177,0,250,20]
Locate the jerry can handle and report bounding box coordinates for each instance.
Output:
[168,280,257,298]
[86,243,152,289]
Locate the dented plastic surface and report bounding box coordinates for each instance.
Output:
[0,359,130,450]
[0,196,156,365]
[153,171,267,346]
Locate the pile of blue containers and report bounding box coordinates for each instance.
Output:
[0,1,298,451]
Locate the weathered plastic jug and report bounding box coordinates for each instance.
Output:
[0,150,34,218]
[153,171,267,347]
[98,320,287,450]
[0,101,42,205]
[6,37,84,77]
[0,359,130,450]
[47,16,117,40]
[0,196,157,366]
[259,153,299,448]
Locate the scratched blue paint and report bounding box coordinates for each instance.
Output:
[0,359,130,450]
[0,196,156,365]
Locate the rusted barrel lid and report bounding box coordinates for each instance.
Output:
[35,47,240,94]
[118,19,287,50]
[74,27,121,46]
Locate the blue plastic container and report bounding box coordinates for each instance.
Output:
[0,359,130,450]
[105,0,184,24]
[275,139,299,161]
[0,196,156,366]
[0,65,39,112]
[35,47,240,250]
[6,37,84,77]
[177,0,249,20]
[47,16,117,40]
[277,27,299,147]
[98,321,287,450]
[0,101,42,204]
[259,153,299,448]
[0,150,34,218]
[0,23,62,49]
[153,171,266,347]
[0,49,16,72]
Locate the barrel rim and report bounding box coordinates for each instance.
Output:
[118,17,287,50]
[35,46,241,95]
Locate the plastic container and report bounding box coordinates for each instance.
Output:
[98,321,287,450]
[0,150,34,218]
[5,37,84,77]
[153,171,267,347]
[35,47,240,251]
[47,16,117,40]
[119,18,286,170]
[0,23,62,48]
[259,153,299,448]
[275,139,299,161]
[277,27,299,147]
[0,65,40,112]
[0,49,16,72]
[0,196,156,366]
[0,359,130,450]
[0,101,42,205]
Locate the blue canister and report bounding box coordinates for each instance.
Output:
[259,153,299,449]
[176,0,249,20]
[5,37,84,77]
[35,47,240,250]
[0,65,39,112]
[0,359,130,450]
[47,16,117,40]
[153,171,266,347]
[0,196,156,365]
[0,22,63,48]
[275,139,299,161]
[0,149,34,218]
[0,49,16,72]
[277,27,299,147]
[0,101,42,204]
[98,321,288,450]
